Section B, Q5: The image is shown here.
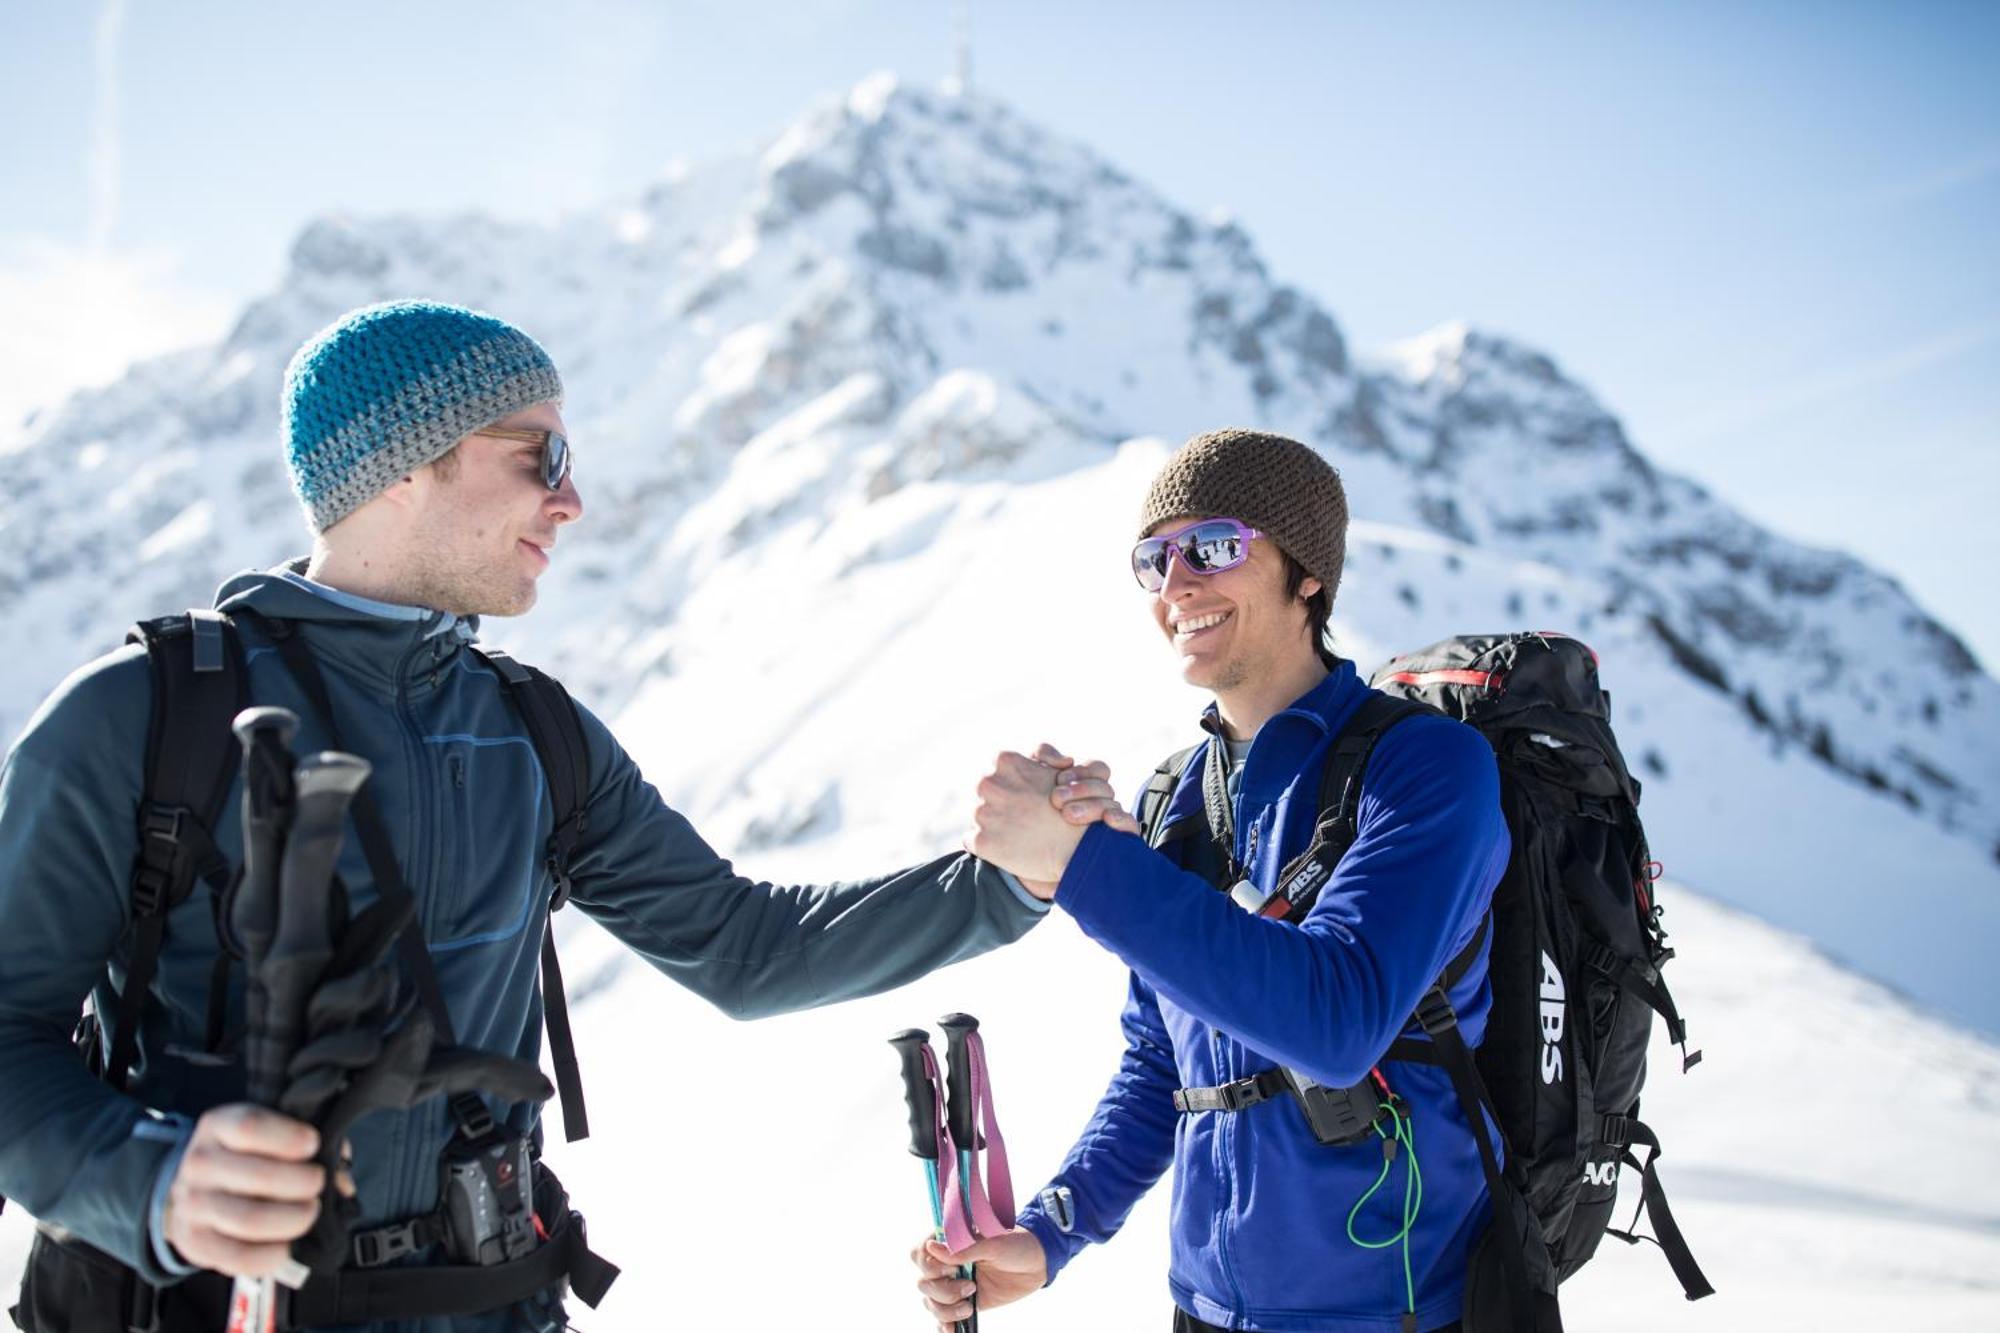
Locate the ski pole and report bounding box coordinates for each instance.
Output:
[938,1015,1016,1236]
[940,1015,980,1332]
[227,748,371,1333]
[890,1029,970,1331]
[229,708,297,1106]
[223,708,298,1333]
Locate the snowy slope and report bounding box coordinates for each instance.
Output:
[11,438,1996,1330]
[2,73,1999,1328]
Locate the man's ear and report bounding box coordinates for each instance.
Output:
[378,472,424,510]
[1297,575,1322,602]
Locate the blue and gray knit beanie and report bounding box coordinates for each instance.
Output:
[282,300,564,532]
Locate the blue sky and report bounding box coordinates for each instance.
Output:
[3,1,1995,663]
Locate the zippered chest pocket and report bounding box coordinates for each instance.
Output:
[430,736,547,949]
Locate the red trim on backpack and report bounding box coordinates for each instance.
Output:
[1381,668,1505,691]
[1532,631,1600,667]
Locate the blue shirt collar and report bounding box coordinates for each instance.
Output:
[277,569,476,642]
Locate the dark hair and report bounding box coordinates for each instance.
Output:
[1282,552,1339,669]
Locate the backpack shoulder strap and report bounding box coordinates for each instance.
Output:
[1315,692,1434,843]
[109,611,247,1090]
[1136,743,1202,848]
[1245,693,1432,921]
[472,647,592,1143]
[473,649,590,893]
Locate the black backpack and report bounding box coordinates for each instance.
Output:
[6,609,611,1329]
[70,609,595,1137]
[1137,632,1711,1331]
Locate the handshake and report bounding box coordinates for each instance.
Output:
[963,745,1139,898]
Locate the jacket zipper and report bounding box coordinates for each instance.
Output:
[390,632,440,1224]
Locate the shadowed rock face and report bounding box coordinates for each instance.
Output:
[3,74,1994,859]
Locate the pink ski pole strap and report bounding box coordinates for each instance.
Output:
[937,1017,1014,1254]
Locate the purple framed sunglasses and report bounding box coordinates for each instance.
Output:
[1130,518,1263,591]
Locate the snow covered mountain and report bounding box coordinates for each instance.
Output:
[3,72,1999,1329]
[4,74,1993,1036]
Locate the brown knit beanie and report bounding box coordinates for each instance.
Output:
[1138,428,1347,599]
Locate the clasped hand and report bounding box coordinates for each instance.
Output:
[964,743,1137,897]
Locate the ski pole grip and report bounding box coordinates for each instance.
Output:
[232,705,299,750]
[889,1029,940,1160]
[939,1012,980,1147]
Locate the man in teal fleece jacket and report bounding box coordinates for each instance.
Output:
[919,429,1509,1332]
[0,301,1121,1332]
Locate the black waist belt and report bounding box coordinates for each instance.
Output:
[281,1211,618,1328]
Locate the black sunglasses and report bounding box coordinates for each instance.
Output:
[476,427,573,490]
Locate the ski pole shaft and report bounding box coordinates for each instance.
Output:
[255,752,369,1105]
[229,751,370,1333]
[940,1013,982,1333]
[224,709,300,1333]
[230,709,297,1087]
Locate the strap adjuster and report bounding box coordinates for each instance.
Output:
[1599,1112,1632,1150]
[546,813,585,911]
[450,1092,497,1143]
[132,805,192,915]
[1414,986,1458,1037]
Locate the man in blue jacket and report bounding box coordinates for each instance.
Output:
[0,301,1119,1332]
[919,428,1510,1332]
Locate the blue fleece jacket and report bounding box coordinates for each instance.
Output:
[1014,662,1509,1332]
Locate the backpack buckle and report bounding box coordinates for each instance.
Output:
[1213,1077,1267,1112]
[351,1217,427,1268]
[546,858,573,912]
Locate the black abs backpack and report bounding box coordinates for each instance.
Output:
[1137,632,1712,1332]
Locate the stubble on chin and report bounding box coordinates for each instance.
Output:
[398,558,535,619]
[1179,651,1246,695]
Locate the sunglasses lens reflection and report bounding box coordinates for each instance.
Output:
[1130,523,1252,590]
[1182,524,1245,572]
[1132,540,1170,590]
[544,434,570,489]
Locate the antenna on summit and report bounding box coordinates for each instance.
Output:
[950,0,972,94]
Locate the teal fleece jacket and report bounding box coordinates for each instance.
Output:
[0,567,1044,1297]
